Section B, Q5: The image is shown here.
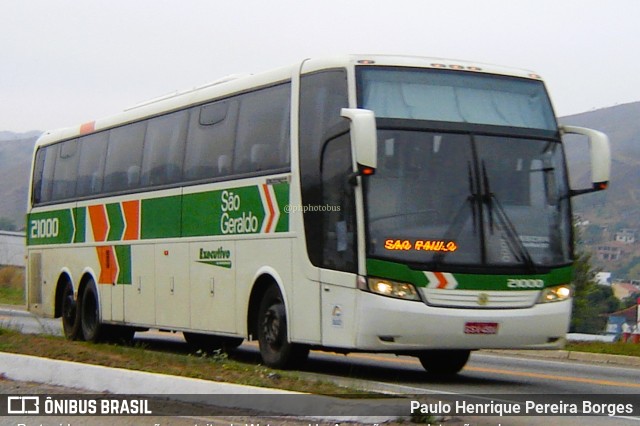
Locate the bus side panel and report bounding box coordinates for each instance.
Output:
[124,244,155,327]
[290,242,321,344]
[189,240,237,334]
[235,238,292,339]
[27,250,44,316]
[320,269,358,348]
[154,242,190,329]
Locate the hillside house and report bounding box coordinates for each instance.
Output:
[612,282,640,300]
[615,228,637,245]
[0,231,25,267]
[596,242,629,262]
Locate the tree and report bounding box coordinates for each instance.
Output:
[570,224,620,333]
[620,292,640,310]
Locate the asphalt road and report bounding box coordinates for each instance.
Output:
[2,306,640,425]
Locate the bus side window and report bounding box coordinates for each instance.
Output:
[76,131,109,197]
[234,83,291,174]
[103,122,146,193]
[35,144,58,204]
[31,148,47,205]
[141,110,188,187]
[321,134,356,272]
[184,100,237,181]
[51,139,79,201]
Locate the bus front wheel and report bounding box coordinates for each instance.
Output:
[257,285,309,369]
[417,349,470,376]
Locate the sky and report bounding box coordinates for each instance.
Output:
[2,0,639,132]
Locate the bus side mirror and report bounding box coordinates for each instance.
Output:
[341,108,377,176]
[560,125,611,196]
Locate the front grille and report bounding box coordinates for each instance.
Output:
[419,288,538,309]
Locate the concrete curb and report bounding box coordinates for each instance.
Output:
[0,352,399,422]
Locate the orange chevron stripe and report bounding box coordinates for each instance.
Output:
[88,205,108,242]
[433,271,449,289]
[122,200,140,241]
[262,184,275,233]
[96,246,118,284]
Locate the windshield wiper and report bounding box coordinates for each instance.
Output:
[481,161,537,272]
[432,162,480,267]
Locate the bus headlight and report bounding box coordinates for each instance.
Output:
[537,284,573,304]
[367,277,421,301]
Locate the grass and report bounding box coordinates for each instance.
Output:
[566,341,640,357]
[0,266,25,305]
[0,327,367,395]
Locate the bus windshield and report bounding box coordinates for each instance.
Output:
[365,130,572,271]
[358,67,557,131]
[359,67,570,272]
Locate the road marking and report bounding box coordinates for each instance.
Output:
[466,365,640,389]
[341,352,640,389]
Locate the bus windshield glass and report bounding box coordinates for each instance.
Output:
[358,67,557,130]
[365,131,572,271]
[359,67,571,271]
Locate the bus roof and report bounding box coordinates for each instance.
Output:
[34,54,544,148]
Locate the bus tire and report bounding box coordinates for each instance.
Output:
[61,281,82,340]
[257,285,309,369]
[80,280,104,343]
[417,349,470,376]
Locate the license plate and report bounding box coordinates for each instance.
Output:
[464,322,499,335]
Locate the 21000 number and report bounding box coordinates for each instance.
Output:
[30,218,59,239]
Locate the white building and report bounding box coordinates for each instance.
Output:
[0,231,25,267]
[595,272,612,286]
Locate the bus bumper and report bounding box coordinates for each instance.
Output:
[354,291,571,351]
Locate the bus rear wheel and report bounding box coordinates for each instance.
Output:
[417,349,470,376]
[80,280,105,342]
[257,285,309,369]
[61,282,81,340]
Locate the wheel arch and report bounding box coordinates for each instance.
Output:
[53,268,74,318]
[246,267,288,341]
[77,268,100,314]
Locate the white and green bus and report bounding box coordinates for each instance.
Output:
[26,55,610,374]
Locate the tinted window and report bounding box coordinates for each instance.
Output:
[321,134,356,272]
[234,84,290,174]
[103,122,146,192]
[358,67,557,130]
[299,70,349,267]
[31,148,47,204]
[141,111,188,187]
[76,131,109,197]
[51,139,79,201]
[184,99,238,181]
[36,144,58,204]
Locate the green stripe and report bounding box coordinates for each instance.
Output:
[182,186,266,237]
[273,182,290,232]
[27,182,291,245]
[26,210,75,246]
[73,207,86,243]
[366,258,573,290]
[114,245,132,284]
[106,203,124,241]
[141,196,182,239]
